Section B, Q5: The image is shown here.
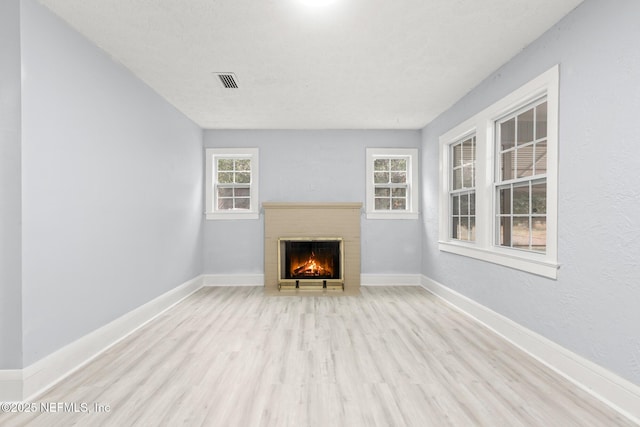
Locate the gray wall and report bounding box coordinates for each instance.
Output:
[203,130,422,276]
[421,0,640,386]
[0,0,23,369]
[19,0,204,366]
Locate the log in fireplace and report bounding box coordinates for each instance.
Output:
[278,238,344,290]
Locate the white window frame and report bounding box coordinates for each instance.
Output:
[205,148,259,220]
[366,148,419,220]
[438,65,559,278]
[449,134,477,242]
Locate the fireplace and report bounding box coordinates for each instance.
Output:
[278,238,344,289]
[263,202,361,294]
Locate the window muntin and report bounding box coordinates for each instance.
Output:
[497,180,547,251]
[495,99,547,252]
[374,157,408,211]
[365,148,419,219]
[205,148,259,220]
[450,135,476,241]
[216,158,252,210]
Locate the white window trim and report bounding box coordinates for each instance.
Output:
[438,65,559,279]
[366,148,419,220]
[205,148,259,220]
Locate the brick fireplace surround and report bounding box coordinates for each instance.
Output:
[263,202,362,295]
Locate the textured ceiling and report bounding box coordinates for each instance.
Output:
[37,0,583,129]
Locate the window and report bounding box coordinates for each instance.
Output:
[450,135,476,241]
[205,148,259,220]
[439,65,559,278]
[366,148,419,219]
[496,99,548,252]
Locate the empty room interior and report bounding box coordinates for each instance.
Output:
[1,0,639,425]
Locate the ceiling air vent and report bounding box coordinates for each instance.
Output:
[214,72,239,89]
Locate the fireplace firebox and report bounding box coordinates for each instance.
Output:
[278,238,344,289]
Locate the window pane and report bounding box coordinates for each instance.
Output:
[234,198,250,210]
[374,172,389,184]
[391,172,406,184]
[463,166,473,188]
[469,217,476,241]
[375,198,390,210]
[217,159,233,171]
[218,198,233,210]
[374,159,389,171]
[452,217,459,239]
[499,217,512,247]
[532,218,547,252]
[535,141,547,175]
[463,140,474,164]
[218,172,233,183]
[516,144,534,178]
[452,169,462,190]
[513,184,530,215]
[390,158,406,171]
[392,188,406,197]
[235,172,251,184]
[531,182,546,214]
[460,193,469,215]
[234,187,250,197]
[452,195,459,215]
[499,187,511,215]
[517,108,534,145]
[501,118,515,150]
[536,102,547,139]
[375,187,390,197]
[218,187,233,197]
[501,151,515,181]
[469,193,476,215]
[460,217,469,240]
[512,217,530,249]
[235,159,250,171]
[392,198,406,210]
[453,144,462,167]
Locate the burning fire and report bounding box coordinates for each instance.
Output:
[292,251,332,277]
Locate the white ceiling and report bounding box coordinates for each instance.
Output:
[37,0,583,130]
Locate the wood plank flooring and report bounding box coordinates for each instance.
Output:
[1,286,636,426]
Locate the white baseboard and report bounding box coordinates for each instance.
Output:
[361,273,422,286]
[202,274,264,286]
[0,370,22,402]
[0,275,204,402]
[420,274,640,425]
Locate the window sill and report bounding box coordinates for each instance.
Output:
[206,211,259,220]
[366,211,419,220]
[438,240,559,279]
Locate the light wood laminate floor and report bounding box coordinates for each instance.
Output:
[1,286,636,426]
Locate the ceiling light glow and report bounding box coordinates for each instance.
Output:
[300,0,337,7]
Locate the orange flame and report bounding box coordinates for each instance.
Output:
[292,251,332,277]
